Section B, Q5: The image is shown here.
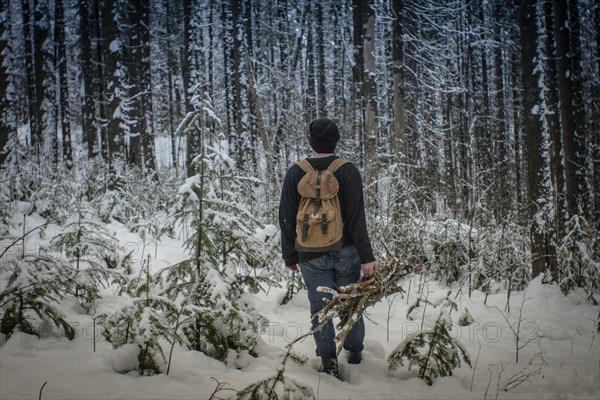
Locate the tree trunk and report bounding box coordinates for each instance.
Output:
[243,0,257,170]
[141,1,155,173]
[555,0,588,217]
[363,6,378,193]
[315,2,326,118]
[478,4,492,194]
[493,2,510,218]
[99,0,120,168]
[305,3,316,124]
[459,6,471,209]
[22,0,36,156]
[519,0,552,279]
[596,3,600,83]
[125,0,155,172]
[391,0,405,167]
[0,0,10,165]
[231,0,244,167]
[332,3,346,127]
[244,49,276,190]
[594,3,600,232]
[543,0,566,240]
[55,0,72,168]
[165,1,178,174]
[352,0,364,158]
[511,45,525,219]
[565,0,587,216]
[33,1,50,162]
[182,0,200,176]
[79,0,98,159]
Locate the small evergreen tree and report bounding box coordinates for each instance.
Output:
[388,292,471,385]
[97,260,176,375]
[162,111,267,361]
[34,165,74,221]
[48,193,130,308]
[235,348,315,400]
[558,212,599,304]
[0,253,80,340]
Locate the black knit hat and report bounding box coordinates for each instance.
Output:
[309,119,340,153]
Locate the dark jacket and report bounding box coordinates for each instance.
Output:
[278,155,376,267]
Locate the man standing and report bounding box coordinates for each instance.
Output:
[278,118,378,378]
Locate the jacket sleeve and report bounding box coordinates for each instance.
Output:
[338,163,376,264]
[278,165,301,266]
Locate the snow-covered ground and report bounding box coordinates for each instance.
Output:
[1,219,598,400]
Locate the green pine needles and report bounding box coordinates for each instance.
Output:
[235,348,315,400]
[388,292,472,385]
[166,122,268,362]
[98,259,180,375]
[0,254,77,340]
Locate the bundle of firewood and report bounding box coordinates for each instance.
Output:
[310,257,416,355]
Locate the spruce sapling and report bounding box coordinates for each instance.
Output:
[165,122,266,361]
[97,258,177,375]
[388,291,472,385]
[0,254,78,340]
[235,347,315,400]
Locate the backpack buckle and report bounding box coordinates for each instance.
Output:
[302,213,309,241]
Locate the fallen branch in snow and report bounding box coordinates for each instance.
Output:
[503,367,542,392]
[208,377,235,400]
[39,381,47,400]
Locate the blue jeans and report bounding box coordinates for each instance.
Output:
[299,246,365,358]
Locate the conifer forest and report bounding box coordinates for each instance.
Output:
[0,0,599,398]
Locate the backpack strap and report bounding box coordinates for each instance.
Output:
[296,159,313,174]
[296,158,349,174]
[326,158,349,173]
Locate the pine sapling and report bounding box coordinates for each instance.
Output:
[235,346,315,400]
[388,292,472,385]
[97,259,179,375]
[1,254,78,340]
[47,194,130,308]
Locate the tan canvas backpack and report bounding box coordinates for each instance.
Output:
[295,158,349,252]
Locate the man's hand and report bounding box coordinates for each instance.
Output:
[361,261,378,276]
[287,264,299,273]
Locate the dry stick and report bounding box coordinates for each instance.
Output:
[39,381,48,400]
[504,367,542,392]
[22,214,26,257]
[420,286,430,331]
[494,369,501,400]
[207,377,234,400]
[570,327,583,356]
[406,275,413,305]
[92,301,97,353]
[470,341,482,392]
[385,293,399,342]
[166,311,191,375]
[288,260,415,355]
[495,295,537,364]
[484,367,493,400]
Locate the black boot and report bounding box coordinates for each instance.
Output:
[320,355,339,378]
[347,350,362,364]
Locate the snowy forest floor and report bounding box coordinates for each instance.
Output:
[1,217,599,400]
